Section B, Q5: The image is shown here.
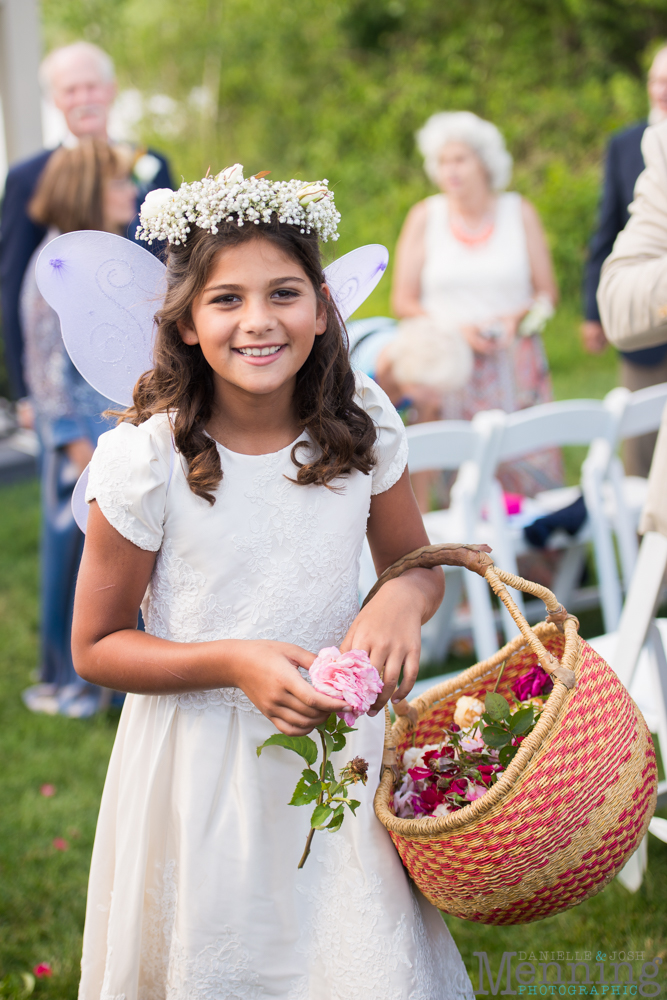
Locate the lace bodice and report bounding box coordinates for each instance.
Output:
[86,372,408,713]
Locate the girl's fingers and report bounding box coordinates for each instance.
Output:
[391,648,420,702]
[276,688,338,721]
[367,646,403,715]
[269,711,325,736]
[283,670,348,715]
[282,644,317,669]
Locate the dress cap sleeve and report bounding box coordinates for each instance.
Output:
[85,415,172,551]
[354,371,408,495]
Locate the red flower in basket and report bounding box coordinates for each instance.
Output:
[414,784,445,814]
[408,766,433,781]
[512,665,553,701]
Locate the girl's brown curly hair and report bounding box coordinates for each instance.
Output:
[120,220,377,503]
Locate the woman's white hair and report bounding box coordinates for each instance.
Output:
[416,111,513,192]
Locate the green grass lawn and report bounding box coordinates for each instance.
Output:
[1,307,665,996]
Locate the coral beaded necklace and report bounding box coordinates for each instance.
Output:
[449,208,495,247]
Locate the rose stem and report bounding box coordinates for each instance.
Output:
[297,727,329,870]
[492,660,506,694]
[298,829,315,869]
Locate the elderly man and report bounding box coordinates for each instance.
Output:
[598,118,667,536]
[0,41,173,400]
[583,46,667,476]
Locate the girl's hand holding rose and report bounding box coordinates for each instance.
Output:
[231,640,348,736]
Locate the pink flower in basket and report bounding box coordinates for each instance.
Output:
[465,781,488,802]
[309,647,383,726]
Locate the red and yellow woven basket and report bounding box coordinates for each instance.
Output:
[369,544,658,925]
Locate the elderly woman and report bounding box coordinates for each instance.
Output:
[380,111,561,501]
[20,139,137,717]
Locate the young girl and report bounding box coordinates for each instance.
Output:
[72,169,474,999]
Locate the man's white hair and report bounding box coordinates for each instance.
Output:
[416,111,513,192]
[39,42,115,95]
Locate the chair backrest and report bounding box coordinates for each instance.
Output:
[347,315,397,352]
[618,382,667,440]
[406,420,480,473]
[347,317,397,379]
[495,399,614,462]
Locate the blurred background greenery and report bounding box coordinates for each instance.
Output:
[40,0,666,306]
[32,0,667,410]
[2,2,667,992]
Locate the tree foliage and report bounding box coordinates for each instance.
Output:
[41,0,667,302]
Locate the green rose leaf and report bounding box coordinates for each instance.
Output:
[323,731,335,756]
[290,777,322,806]
[326,812,345,831]
[485,692,511,721]
[336,720,357,734]
[509,706,535,735]
[311,803,333,828]
[498,744,519,768]
[257,734,318,765]
[346,799,361,815]
[302,768,319,784]
[323,760,336,782]
[331,732,347,752]
[323,713,338,733]
[481,725,511,749]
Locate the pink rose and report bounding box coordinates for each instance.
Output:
[34,963,52,978]
[309,646,383,726]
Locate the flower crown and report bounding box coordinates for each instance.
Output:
[136,164,340,246]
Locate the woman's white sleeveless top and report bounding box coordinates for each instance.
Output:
[420,191,533,327]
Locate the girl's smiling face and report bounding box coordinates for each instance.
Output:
[178,238,327,398]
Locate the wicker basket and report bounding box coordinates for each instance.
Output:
[370,543,658,925]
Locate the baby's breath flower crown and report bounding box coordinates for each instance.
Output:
[136,163,340,246]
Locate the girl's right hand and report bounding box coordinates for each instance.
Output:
[231,640,348,736]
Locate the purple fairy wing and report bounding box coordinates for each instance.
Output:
[35,231,166,406]
[323,244,388,321]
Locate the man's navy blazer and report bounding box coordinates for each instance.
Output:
[585,119,667,365]
[0,146,173,399]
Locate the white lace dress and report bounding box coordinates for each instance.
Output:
[79,372,474,1000]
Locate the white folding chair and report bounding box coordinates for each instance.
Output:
[347,316,397,379]
[360,415,500,663]
[483,400,621,637]
[586,530,667,891]
[599,383,667,589]
[412,415,503,663]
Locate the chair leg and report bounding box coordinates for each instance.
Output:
[587,488,624,632]
[551,545,587,611]
[616,835,648,893]
[464,572,498,662]
[647,622,667,804]
[420,569,463,666]
[612,532,667,688]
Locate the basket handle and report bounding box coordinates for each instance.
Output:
[361,543,576,689]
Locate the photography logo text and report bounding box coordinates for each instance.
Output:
[474,951,663,996]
